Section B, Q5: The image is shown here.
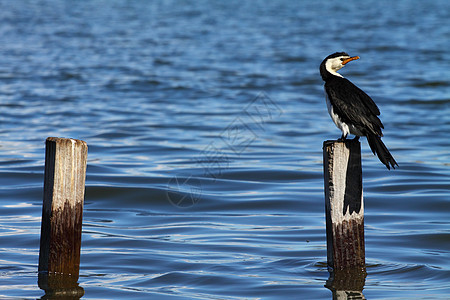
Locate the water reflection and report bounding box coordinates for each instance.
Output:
[38,273,84,299]
[326,269,367,300]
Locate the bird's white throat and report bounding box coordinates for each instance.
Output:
[325,59,344,78]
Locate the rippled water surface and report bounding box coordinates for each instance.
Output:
[0,0,449,299]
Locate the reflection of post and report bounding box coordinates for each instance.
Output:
[323,139,365,271]
[38,273,84,299]
[39,137,88,277]
[326,269,366,300]
[323,140,366,299]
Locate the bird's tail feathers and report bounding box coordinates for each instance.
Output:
[367,135,398,170]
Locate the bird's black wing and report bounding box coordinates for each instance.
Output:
[325,77,384,135]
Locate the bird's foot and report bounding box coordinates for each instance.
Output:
[337,134,347,142]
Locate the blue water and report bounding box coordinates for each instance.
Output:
[0,0,449,299]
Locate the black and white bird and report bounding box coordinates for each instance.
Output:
[320,52,398,170]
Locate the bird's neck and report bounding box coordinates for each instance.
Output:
[327,69,343,78]
[320,65,344,81]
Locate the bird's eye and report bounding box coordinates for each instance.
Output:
[340,58,345,61]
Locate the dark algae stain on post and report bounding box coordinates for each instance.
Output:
[0,0,449,299]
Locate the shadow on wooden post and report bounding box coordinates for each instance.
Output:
[38,137,87,298]
[323,139,367,299]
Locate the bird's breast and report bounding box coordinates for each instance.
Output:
[324,89,363,137]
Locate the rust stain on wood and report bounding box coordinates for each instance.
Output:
[47,201,84,275]
[332,218,365,271]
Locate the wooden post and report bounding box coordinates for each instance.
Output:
[39,137,88,276]
[323,139,365,272]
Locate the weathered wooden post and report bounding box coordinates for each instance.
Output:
[323,139,365,271]
[39,137,88,277]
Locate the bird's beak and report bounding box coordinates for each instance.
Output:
[342,56,360,65]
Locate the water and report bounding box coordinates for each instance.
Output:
[0,0,449,298]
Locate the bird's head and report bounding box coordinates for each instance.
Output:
[320,52,359,80]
